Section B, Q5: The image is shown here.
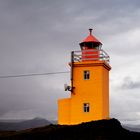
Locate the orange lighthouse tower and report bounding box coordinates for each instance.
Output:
[58,29,111,125]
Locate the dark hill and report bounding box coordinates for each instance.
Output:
[123,124,140,132]
[0,118,140,140]
[0,118,51,131]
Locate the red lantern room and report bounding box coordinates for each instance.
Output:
[79,29,102,61]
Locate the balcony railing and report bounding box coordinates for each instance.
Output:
[72,49,110,63]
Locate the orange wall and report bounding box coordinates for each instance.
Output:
[58,61,111,125]
[102,66,110,119]
[58,98,71,125]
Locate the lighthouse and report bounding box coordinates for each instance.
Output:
[58,29,111,125]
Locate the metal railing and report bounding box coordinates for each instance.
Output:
[72,49,110,63]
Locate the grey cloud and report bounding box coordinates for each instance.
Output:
[121,77,140,90]
[110,92,140,124]
[0,74,69,119]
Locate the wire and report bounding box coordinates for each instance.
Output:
[0,71,70,78]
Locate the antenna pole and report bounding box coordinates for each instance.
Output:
[89,28,93,35]
[71,51,74,92]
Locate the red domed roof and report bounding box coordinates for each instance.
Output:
[80,29,102,46]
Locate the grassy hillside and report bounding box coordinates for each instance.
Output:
[0,118,140,140]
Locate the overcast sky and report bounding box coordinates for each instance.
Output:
[0,0,140,124]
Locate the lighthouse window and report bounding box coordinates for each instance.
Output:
[83,103,90,112]
[84,70,90,80]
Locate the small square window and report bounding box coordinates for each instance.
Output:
[83,103,90,112]
[84,70,90,80]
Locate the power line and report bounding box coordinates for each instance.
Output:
[0,71,70,79]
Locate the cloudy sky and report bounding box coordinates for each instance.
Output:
[0,0,140,124]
